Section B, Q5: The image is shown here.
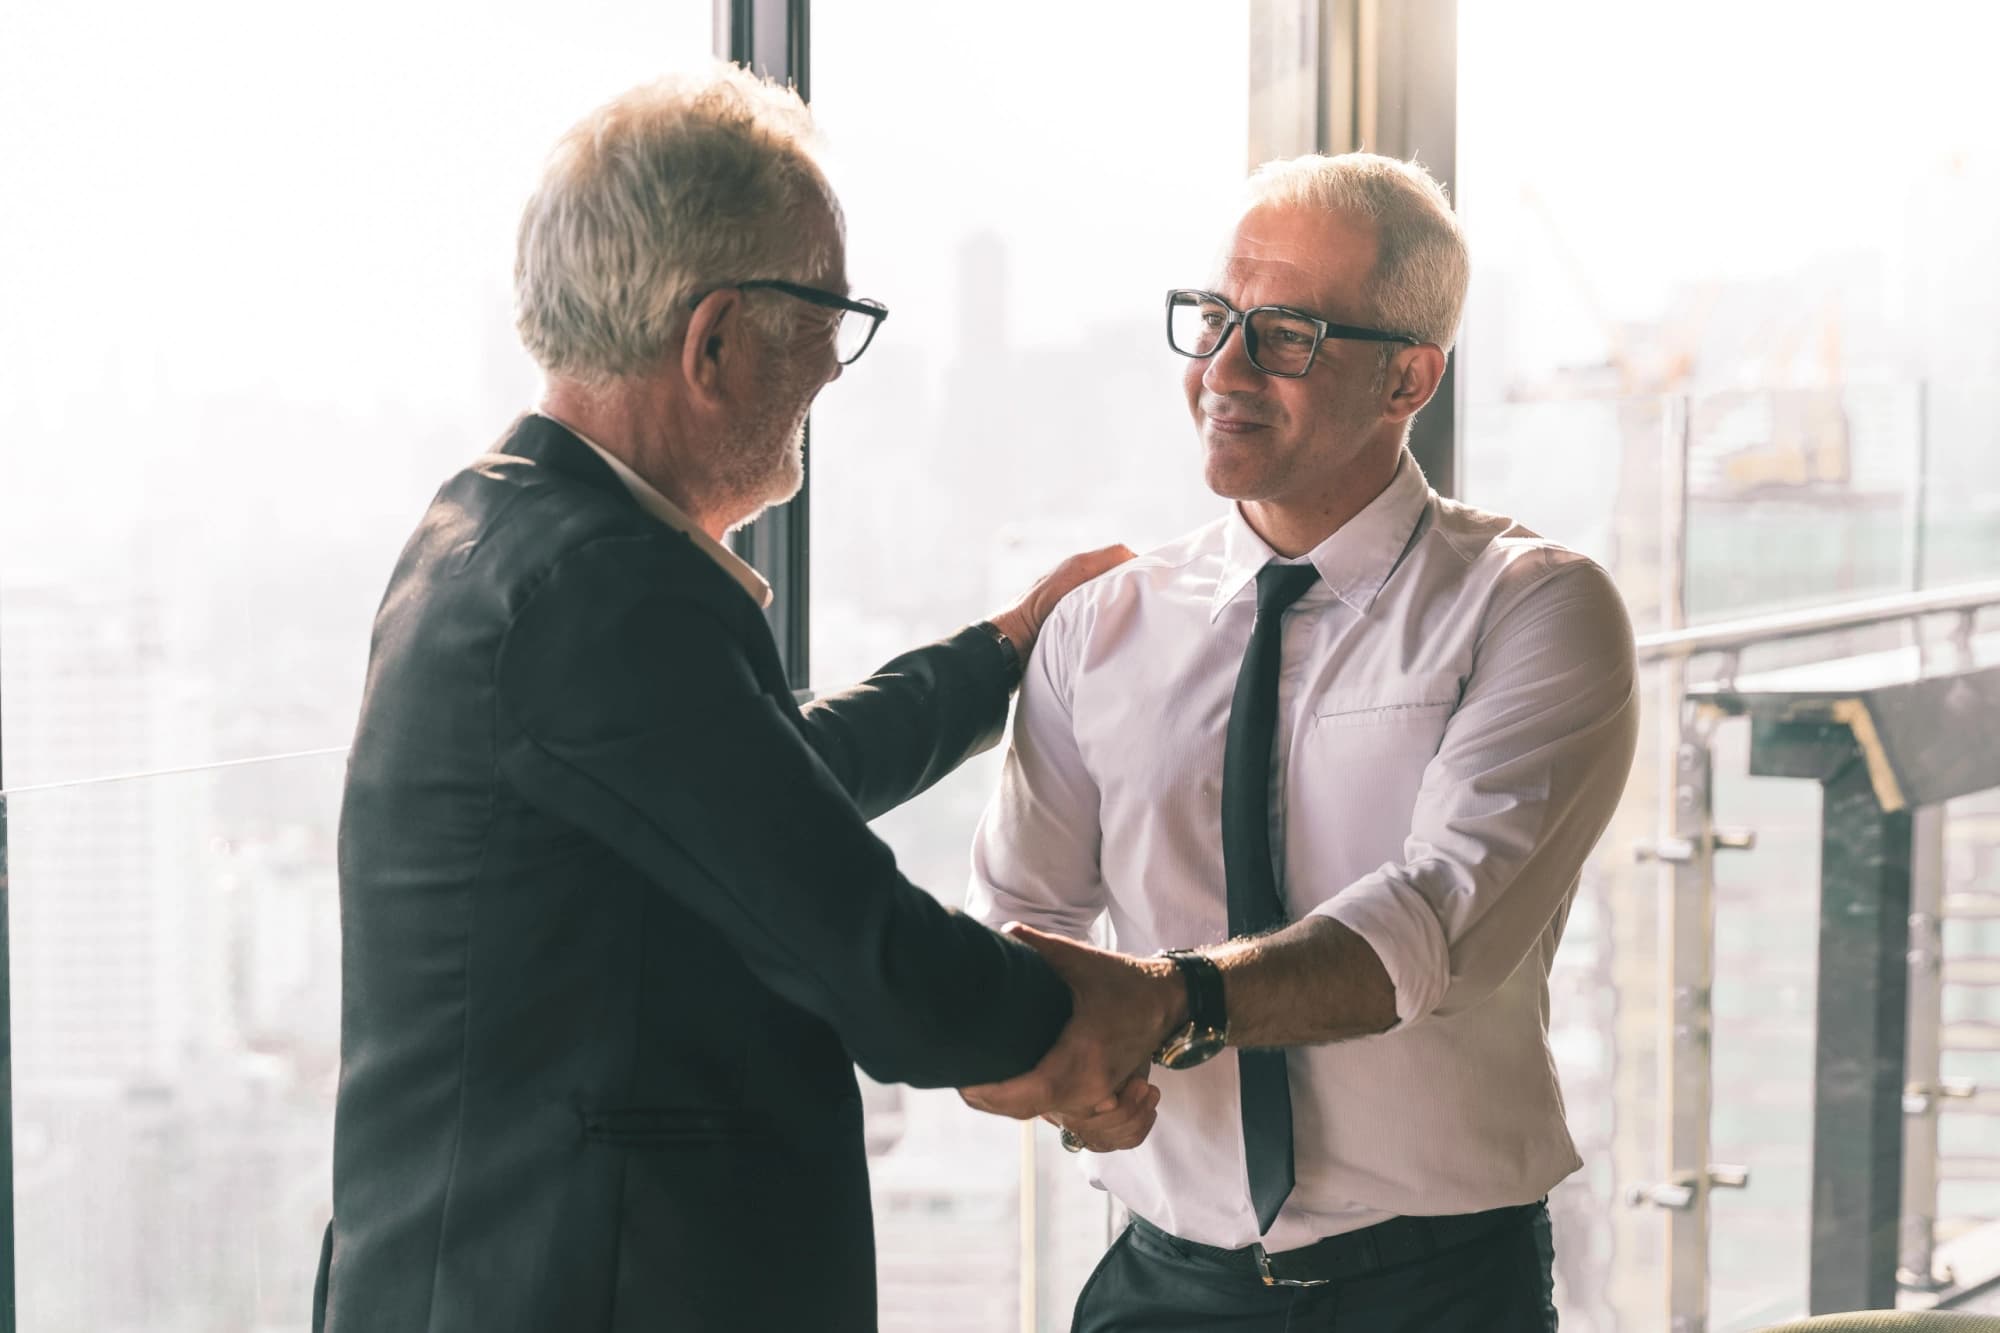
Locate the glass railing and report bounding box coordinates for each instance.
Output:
[1,749,344,1333]
[1455,383,2000,1332]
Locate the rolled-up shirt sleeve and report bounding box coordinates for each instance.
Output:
[966,600,1109,942]
[1313,555,1639,1027]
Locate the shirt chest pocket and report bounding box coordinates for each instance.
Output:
[1309,670,1463,730]
[1285,672,1462,894]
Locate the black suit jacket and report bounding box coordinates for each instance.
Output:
[314,414,1071,1332]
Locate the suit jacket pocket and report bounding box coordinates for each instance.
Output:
[578,1106,751,1147]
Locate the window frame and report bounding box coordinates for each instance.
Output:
[719,0,815,693]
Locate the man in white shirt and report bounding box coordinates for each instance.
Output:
[959,153,1639,1331]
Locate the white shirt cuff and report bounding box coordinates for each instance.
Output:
[1310,867,1453,1027]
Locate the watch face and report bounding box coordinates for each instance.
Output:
[1159,1026,1227,1071]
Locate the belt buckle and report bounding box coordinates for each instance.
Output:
[1253,1244,1331,1289]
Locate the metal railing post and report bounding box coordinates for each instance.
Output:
[1629,395,1753,1332]
[1634,704,1755,1333]
[1899,806,1955,1292]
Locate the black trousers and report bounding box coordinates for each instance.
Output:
[1071,1202,1557,1332]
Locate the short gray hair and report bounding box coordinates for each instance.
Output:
[514,64,840,383]
[1245,153,1468,352]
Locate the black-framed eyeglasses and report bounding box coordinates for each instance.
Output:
[1165,288,1419,379]
[734,279,889,366]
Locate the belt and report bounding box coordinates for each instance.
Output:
[1129,1201,1542,1289]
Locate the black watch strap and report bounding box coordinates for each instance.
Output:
[975,619,1024,689]
[1160,948,1227,1039]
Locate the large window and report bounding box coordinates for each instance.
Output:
[807,3,1250,1326]
[11,3,1996,1329]
[0,7,711,1327]
[1458,3,2000,1327]
[0,0,713,782]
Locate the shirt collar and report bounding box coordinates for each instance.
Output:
[550,416,775,610]
[1208,449,1431,623]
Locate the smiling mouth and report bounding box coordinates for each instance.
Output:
[1205,416,1270,434]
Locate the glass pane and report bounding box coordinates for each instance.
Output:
[3,750,347,1332]
[1461,396,1674,633]
[1461,4,2000,1327]
[0,2,714,785]
[1705,713,1824,1328]
[1685,383,1926,623]
[808,3,1250,1327]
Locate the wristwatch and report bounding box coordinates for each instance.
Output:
[974,619,1024,689]
[1152,949,1229,1070]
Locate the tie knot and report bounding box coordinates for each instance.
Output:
[1254,562,1320,616]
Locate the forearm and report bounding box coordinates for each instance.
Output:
[1210,917,1397,1049]
[798,624,1014,819]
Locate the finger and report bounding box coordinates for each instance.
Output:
[1041,1041,1116,1114]
[1072,1075,1148,1123]
[1066,1076,1161,1146]
[1083,1107,1157,1153]
[1046,1089,1120,1119]
[1116,1109,1160,1150]
[960,1073,1050,1120]
[999,921,1067,952]
[1072,1109,1148,1143]
[1069,1085,1152,1132]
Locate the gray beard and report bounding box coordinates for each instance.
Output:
[713,398,809,528]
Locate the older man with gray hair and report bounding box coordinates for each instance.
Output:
[960,153,1640,1331]
[314,65,1143,1333]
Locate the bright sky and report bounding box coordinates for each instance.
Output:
[2,0,1994,496]
[1459,0,2000,378]
[0,0,710,412]
[811,1,1250,337]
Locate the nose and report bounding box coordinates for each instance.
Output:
[1200,321,1263,395]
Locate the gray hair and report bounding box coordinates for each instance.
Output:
[1245,152,1468,353]
[514,64,840,383]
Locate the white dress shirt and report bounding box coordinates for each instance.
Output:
[966,451,1639,1252]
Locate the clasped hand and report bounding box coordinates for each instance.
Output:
[959,925,1181,1152]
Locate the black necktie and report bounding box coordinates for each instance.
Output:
[1223,561,1320,1234]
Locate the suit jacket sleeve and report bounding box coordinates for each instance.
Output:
[492,536,1071,1088]
[794,624,1015,822]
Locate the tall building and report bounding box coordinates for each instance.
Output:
[1,577,213,1086]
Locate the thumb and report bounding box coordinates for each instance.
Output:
[999,921,1068,955]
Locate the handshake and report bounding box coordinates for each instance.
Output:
[957,923,1192,1154]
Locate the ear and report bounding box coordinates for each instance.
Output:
[1383,344,1447,424]
[680,288,746,410]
